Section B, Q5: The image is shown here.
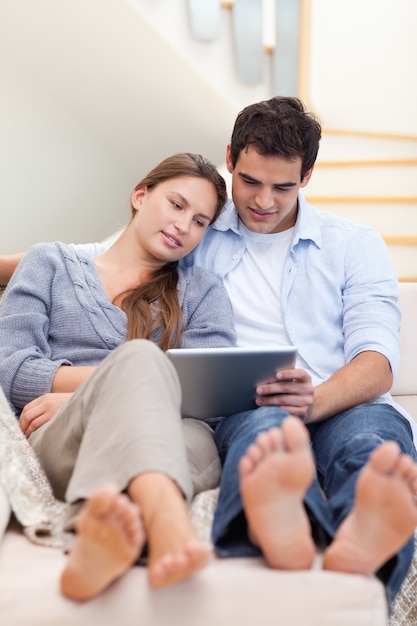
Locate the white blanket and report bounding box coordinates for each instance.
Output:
[0,385,65,546]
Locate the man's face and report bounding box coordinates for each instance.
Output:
[226,144,313,234]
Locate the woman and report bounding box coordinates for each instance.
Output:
[0,153,235,600]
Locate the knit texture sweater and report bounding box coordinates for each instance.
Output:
[0,242,236,414]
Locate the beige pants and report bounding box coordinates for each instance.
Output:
[29,340,221,510]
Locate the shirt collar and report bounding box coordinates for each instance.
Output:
[212,194,322,248]
[211,198,241,233]
[292,193,322,249]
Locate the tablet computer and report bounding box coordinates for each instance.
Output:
[166,346,297,419]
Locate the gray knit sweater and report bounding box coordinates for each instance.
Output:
[0,242,236,414]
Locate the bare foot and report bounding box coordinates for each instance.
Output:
[60,485,145,601]
[128,473,211,589]
[323,441,417,576]
[239,416,316,570]
[148,538,211,588]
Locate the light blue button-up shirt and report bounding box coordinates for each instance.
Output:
[183,194,404,413]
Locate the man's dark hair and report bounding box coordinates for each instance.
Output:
[229,97,322,180]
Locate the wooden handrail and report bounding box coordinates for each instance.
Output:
[322,128,417,143]
[399,276,417,282]
[306,196,417,204]
[316,158,417,168]
[383,236,417,246]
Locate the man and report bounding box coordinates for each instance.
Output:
[1,97,417,610]
[184,96,417,609]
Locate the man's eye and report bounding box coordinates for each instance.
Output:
[193,218,205,228]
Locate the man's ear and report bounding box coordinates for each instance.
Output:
[300,166,314,188]
[225,145,234,174]
[131,186,147,211]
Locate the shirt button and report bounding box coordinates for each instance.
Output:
[232,254,238,260]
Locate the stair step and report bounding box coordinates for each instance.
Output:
[319,132,417,161]
[304,199,417,235]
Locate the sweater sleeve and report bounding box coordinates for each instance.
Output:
[178,267,236,349]
[0,244,72,414]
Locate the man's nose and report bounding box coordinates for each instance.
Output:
[255,188,274,210]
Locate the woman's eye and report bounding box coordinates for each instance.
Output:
[172,201,181,210]
[193,218,206,228]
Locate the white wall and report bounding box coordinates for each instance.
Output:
[309,0,417,134]
[0,54,136,251]
[0,0,237,252]
[126,0,271,113]
[0,0,416,252]
[130,0,417,135]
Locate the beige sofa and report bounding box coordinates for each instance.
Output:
[0,282,417,626]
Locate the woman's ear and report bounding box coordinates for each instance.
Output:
[131,186,147,211]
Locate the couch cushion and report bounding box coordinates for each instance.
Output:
[0,385,65,546]
[393,395,417,423]
[0,524,389,626]
[391,282,417,396]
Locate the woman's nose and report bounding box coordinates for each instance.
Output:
[174,214,191,234]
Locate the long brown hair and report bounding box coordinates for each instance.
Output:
[120,153,227,350]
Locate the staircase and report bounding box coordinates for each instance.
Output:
[306,130,417,282]
[1,0,416,274]
[184,1,417,282]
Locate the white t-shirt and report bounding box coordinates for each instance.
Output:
[224,221,293,348]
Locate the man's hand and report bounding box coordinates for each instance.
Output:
[255,368,314,421]
[20,393,72,437]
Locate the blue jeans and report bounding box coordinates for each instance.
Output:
[212,404,416,608]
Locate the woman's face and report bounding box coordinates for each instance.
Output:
[131,176,218,263]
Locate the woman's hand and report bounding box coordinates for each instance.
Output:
[20,393,72,437]
[255,368,314,421]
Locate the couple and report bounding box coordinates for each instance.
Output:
[1,97,417,611]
